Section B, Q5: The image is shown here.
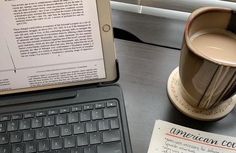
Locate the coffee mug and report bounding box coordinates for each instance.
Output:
[167,7,236,121]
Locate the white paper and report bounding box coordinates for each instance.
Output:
[0,0,106,91]
[148,120,236,153]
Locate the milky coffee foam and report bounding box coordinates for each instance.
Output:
[190,29,236,65]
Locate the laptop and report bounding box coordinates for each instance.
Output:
[0,0,132,152]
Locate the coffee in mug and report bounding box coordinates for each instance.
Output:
[190,29,236,64]
[167,7,236,121]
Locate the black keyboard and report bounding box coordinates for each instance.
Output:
[0,99,124,153]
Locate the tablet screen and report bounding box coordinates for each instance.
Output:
[0,0,115,95]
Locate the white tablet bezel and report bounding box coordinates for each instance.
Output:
[0,0,117,95]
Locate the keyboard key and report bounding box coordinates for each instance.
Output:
[7,120,18,131]
[86,121,97,132]
[97,142,123,153]
[73,123,85,134]
[24,113,34,119]
[44,116,55,127]
[98,120,109,131]
[90,132,101,144]
[64,136,76,148]
[84,145,97,153]
[25,141,37,153]
[19,119,31,130]
[0,122,6,132]
[107,101,117,107]
[57,149,71,153]
[110,118,120,129]
[36,111,46,117]
[104,108,118,118]
[56,114,67,125]
[95,103,105,109]
[68,112,79,123]
[38,140,50,152]
[12,143,24,153]
[51,138,63,150]
[83,104,93,110]
[23,130,34,141]
[0,145,10,153]
[0,115,10,121]
[92,109,103,120]
[103,130,121,143]
[61,125,72,136]
[60,107,70,114]
[49,126,60,138]
[31,118,43,128]
[12,114,22,120]
[0,133,9,144]
[71,148,83,153]
[10,132,22,143]
[80,111,91,122]
[35,128,47,140]
[72,106,82,112]
[48,109,59,115]
[77,134,88,146]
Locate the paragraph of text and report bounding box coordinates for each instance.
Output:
[12,0,84,25]
[14,21,94,57]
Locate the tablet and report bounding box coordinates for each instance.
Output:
[0,0,117,95]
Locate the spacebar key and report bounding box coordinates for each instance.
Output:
[97,142,123,153]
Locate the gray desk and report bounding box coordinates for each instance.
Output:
[115,39,236,153]
[112,9,186,49]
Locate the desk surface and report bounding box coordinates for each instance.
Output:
[115,39,236,153]
[112,9,186,49]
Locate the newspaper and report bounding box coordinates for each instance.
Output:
[148,120,236,153]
